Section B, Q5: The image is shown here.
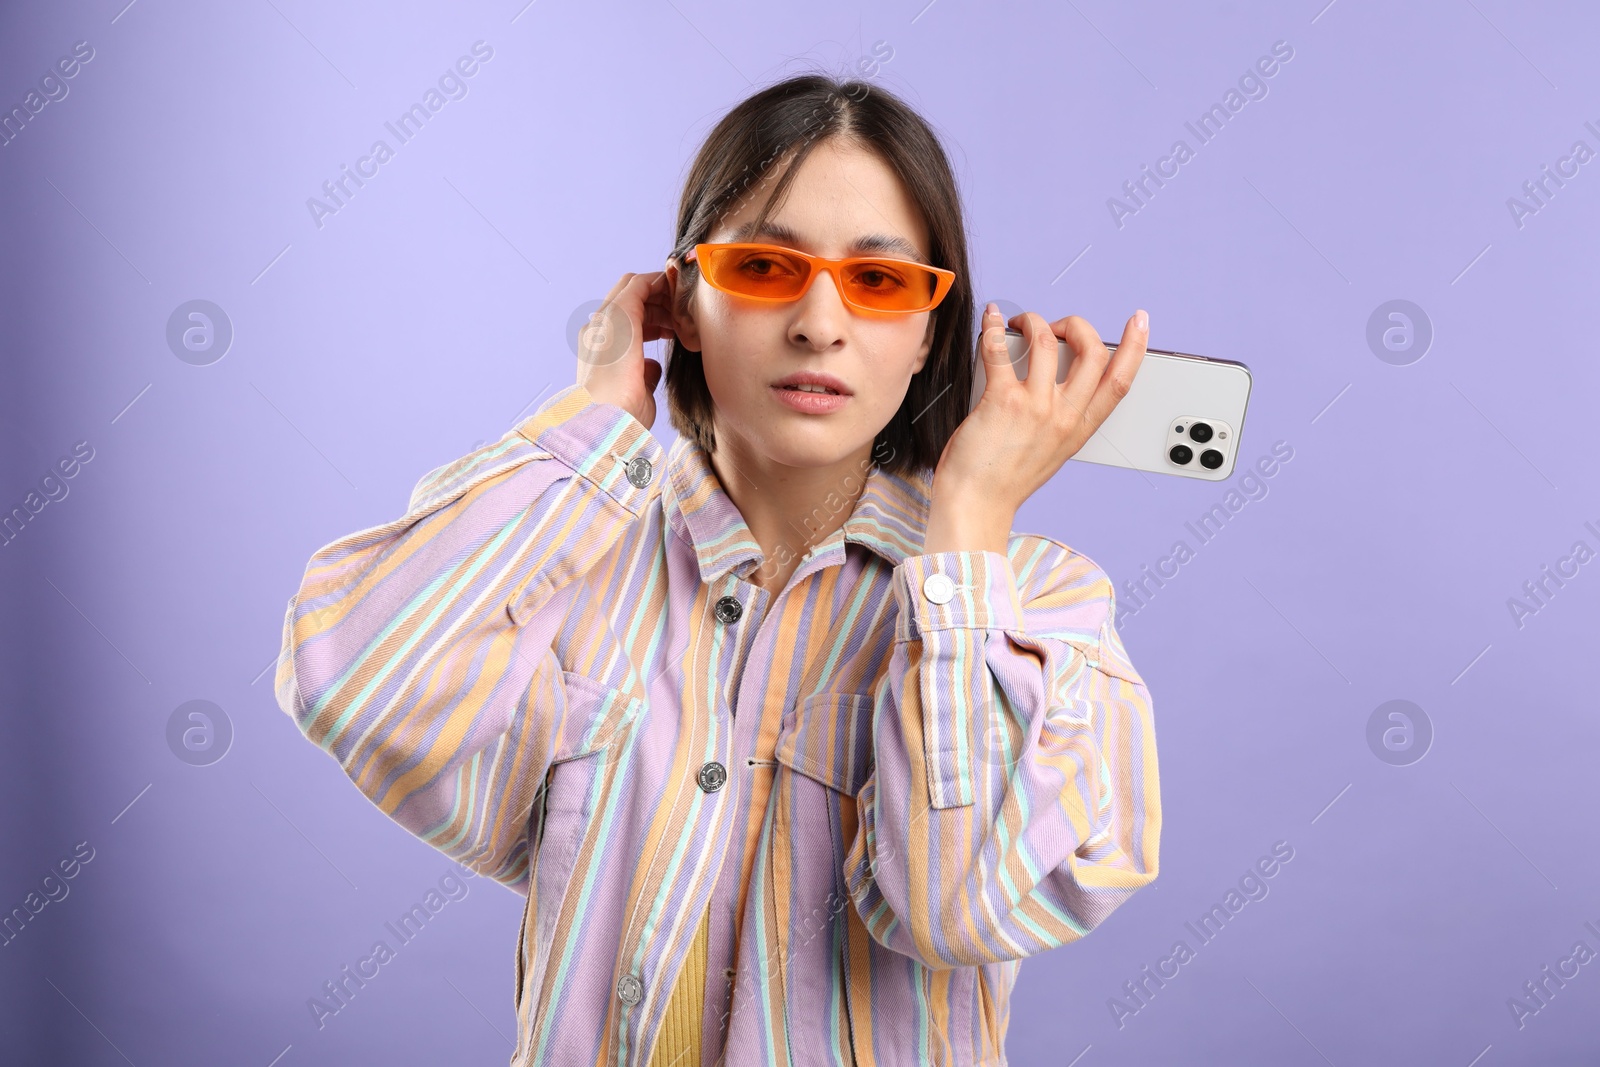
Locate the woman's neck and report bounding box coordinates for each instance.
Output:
[707,436,876,594]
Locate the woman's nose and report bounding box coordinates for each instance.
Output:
[789,268,851,348]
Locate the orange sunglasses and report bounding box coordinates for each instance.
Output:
[685,242,956,315]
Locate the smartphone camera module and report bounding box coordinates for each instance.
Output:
[1165,416,1236,478]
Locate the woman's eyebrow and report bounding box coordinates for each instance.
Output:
[730,221,928,264]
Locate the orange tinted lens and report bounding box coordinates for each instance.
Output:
[840,259,938,311]
[705,247,811,298]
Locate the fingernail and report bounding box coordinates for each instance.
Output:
[1134,309,1148,332]
[986,302,1000,318]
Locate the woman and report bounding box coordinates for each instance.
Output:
[276,72,1160,1067]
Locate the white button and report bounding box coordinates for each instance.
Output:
[922,573,955,605]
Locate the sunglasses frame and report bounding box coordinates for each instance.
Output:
[685,242,956,316]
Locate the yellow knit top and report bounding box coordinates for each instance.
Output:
[647,900,712,1066]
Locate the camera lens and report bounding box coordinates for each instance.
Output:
[1200,449,1223,469]
[1169,444,1193,465]
[1188,422,1213,443]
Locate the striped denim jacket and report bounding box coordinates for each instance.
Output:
[275,384,1161,1066]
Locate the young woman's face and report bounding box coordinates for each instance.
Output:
[673,137,938,472]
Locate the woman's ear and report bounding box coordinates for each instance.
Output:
[663,257,704,351]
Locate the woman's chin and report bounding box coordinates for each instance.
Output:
[741,429,871,472]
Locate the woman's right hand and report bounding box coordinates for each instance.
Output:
[576,271,678,430]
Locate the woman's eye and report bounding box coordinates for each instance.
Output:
[854,267,907,290]
[738,255,798,277]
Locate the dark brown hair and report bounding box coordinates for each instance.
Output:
[663,72,974,477]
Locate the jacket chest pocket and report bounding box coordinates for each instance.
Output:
[530,670,641,909]
[768,691,875,1066]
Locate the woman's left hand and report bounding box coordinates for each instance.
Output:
[923,303,1148,555]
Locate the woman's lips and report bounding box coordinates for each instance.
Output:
[769,368,852,407]
[771,385,850,414]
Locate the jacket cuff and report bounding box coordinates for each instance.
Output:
[894,550,1025,641]
[515,385,664,517]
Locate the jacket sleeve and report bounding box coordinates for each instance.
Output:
[273,385,662,893]
[843,538,1161,968]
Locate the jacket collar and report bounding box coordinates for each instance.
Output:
[659,434,932,585]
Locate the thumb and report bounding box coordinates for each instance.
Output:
[978,303,1014,367]
[974,303,1016,405]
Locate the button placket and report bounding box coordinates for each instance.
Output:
[720,573,772,743]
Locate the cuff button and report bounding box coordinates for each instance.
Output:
[922,572,955,605]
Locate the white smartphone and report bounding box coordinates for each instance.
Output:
[970,328,1253,481]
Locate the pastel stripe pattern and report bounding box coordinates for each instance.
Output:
[275,384,1162,1066]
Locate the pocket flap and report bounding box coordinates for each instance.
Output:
[773,691,876,796]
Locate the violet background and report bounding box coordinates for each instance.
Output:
[2,1,1597,1064]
